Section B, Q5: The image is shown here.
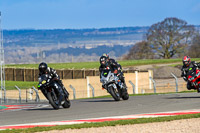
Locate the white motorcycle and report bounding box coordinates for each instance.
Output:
[100,70,129,101]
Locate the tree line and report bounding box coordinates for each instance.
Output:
[124,17,200,59]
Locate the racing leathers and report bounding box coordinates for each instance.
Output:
[181,61,200,90]
[39,67,69,96]
[99,59,127,90]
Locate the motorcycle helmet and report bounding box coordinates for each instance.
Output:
[99,56,108,66]
[102,53,109,59]
[39,62,48,73]
[102,53,109,62]
[183,56,191,67]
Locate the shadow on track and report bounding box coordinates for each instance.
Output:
[80,99,116,103]
[166,96,200,99]
[25,108,55,111]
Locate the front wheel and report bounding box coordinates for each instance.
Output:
[62,97,71,108]
[47,92,59,110]
[109,86,120,101]
[122,92,129,100]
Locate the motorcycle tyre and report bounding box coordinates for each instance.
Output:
[109,86,120,101]
[47,92,59,110]
[122,92,129,100]
[62,96,71,108]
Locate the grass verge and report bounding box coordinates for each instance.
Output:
[5,58,196,69]
[1,113,200,133]
[5,81,38,90]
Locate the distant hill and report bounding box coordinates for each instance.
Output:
[3,26,148,46]
[3,25,200,64]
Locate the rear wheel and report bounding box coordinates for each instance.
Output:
[109,86,120,101]
[47,92,59,110]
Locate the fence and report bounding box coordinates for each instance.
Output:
[3,68,139,81]
[1,70,190,104]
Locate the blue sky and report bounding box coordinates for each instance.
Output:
[0,0,200,29]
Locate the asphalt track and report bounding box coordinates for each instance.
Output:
[1,92,200,126]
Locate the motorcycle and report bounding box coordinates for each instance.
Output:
[100,70,129,101]
[187,67,200,93]
[38,74,71,109]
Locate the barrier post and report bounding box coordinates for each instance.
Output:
[149,77,156,93]
[69,85,76,99]
[15,85,21,103]
[129,80,135,94]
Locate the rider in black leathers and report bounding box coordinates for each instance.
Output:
[38,62,69,98]
[99,54,127,91]
[181,56,200,90]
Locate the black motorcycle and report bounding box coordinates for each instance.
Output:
[100,70,129,101]
[38,74,70,109]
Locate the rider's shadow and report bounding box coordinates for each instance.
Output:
[80,99,116,103]
[25,108,56,111]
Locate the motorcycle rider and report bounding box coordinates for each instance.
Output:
[99,55,127,92]
[181,56,200,91]
[38,62,69,100]
[102,53,122,71]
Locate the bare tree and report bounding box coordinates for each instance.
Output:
[124,41,154,60]
[188,32,200,57]
[146,17,195,59]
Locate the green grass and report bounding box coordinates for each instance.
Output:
[5,81,38,90]
[5,58,197,69]
[1,112,200,133]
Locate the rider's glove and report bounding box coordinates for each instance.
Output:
[106,67,110,70]
[183,77,187,81]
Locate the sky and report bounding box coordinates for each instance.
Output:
[0,0,200,29]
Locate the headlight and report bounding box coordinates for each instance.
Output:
[42,80,46,84]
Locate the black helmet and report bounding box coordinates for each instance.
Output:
[39,62,47,73]
[99,56,108,66]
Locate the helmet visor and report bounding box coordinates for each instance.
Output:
[101,61,106,65]
[183,61,189,66]
[39,67,46,73]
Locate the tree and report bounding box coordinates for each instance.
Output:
[146,17,195,59]
[123,41,154,60]
[188,32,200,57]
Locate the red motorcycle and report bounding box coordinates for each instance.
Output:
[187,67,200,92]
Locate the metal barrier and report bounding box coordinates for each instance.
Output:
[88,84,95,97]
[128,80,135,94]
[69,85,76,99]
[149,77,156,93]
[15,85,21,103]
[171,73,178,92]
[32,86,40,102]
[0,88,6,104]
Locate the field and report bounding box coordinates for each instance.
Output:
[5,58,192,69]
[5,81,38,90]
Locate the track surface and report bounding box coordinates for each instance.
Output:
[1,92,200,126]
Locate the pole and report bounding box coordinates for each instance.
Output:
[15,85,21,103]
[128,80,135,94]
[88,84,95,97]
[149,77,156,93]
[135,71,138,94]
[171,73,178,92]
[32,86,40,102]
[69,85,76,99]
